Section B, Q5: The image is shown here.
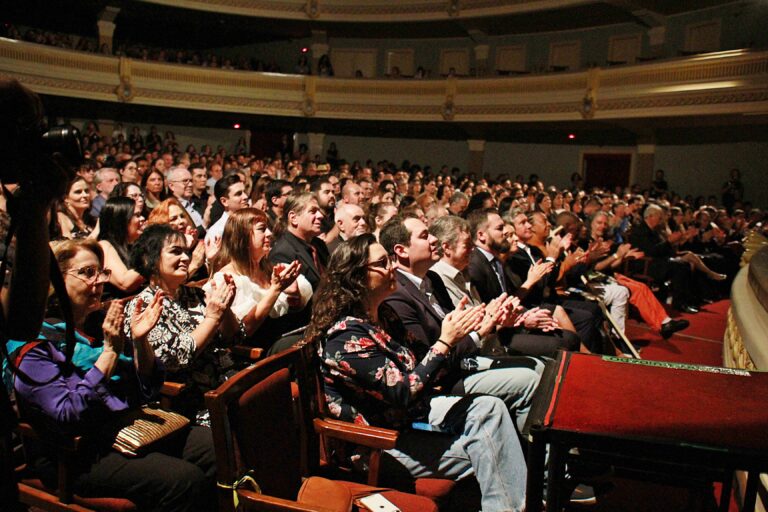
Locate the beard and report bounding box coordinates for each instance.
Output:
[489,238,511,254]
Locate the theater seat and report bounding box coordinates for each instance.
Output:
[205,342,438,512]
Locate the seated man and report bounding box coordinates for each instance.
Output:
[506,209,606,353]
[429,214,580,357]
[628,204,700,313]
[378,214,543,432]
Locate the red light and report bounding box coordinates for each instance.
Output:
[568,134,575,140]
[301,47,309,53]
[233,123,241,129]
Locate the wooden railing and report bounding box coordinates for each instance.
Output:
[1,39,767,123]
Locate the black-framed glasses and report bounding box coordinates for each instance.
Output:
[365,256,392,270]
[65,266,112,284]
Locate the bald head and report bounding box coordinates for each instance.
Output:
[341,181,362,205]
[335,203,368,238]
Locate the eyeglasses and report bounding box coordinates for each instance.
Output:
[365,256,392,270]
[65,266,112,284]
[171,178,193,184]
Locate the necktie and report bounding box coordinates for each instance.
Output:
[492,258,507,294]
[309,244,324,274]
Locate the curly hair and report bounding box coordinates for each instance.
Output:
[304,233,377,345]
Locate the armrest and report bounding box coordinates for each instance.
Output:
[17,422,81,452]
[313,418,398,450]
[160,381,186,397]
[231,345,264,361]
[237,489,336,512]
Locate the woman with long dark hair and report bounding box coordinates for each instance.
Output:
[305,234,528,512]
[141,167,167,211]
[98,197,145,298]
[55,177,93,239]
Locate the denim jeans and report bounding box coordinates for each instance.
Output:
[453,357,544,432]
[384,394,527,512]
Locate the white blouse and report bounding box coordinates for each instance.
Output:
[204,272,312,321]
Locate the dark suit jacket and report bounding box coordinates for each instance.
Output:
[505,245,560,308]
[628,221,675,259]
[379,271,478,368]
[269,231,329,291]
[467,248,514,304]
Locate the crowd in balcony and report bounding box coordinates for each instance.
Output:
[2,87,763,512]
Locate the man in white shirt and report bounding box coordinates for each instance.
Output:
[205,175,249,250]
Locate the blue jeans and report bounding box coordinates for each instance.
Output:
[454,357,545,431]
[385,394,527,512]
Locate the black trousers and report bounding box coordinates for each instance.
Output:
[505,330,580,358]
[74,426,217,512]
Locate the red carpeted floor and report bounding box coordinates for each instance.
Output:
[566,299,739,511]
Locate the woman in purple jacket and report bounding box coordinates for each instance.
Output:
[4,239,215,512]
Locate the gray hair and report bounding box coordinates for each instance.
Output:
[429,215,469,249]
[94,167,117,186]
[644,203,663,219]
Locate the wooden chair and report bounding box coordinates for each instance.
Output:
[204,341,438,512]
[14,422,137,512]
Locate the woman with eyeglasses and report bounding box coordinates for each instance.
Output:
[111,182,147,218]
[3,238,217,511]
[98,197,146,300]
[123,224,243,425]
[305,234,528,512]
[207,208,309,353]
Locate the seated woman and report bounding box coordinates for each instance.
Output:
[141,168,167,211]
[207,208,311,353]
[111,181,147,218]
[55,177,93,239]
[123,224,243,425]
[147,198,208,282]
[98,197,145,300]
[4,239,215,511]
[305,234,528,512]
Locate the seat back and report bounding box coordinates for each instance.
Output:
[205,342,319,512]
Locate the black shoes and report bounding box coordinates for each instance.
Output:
[660,319,690,339]
[674,303,700,314]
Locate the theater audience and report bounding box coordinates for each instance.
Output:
[305,234,529,512]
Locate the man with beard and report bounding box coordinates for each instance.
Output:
[506,210,605,353]
[310,176,338,243]
[429,215,580,356]
[377,214,544,433]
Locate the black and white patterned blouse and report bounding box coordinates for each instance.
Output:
[123,285,246,425]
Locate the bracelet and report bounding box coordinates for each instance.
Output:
[435,339,452,351]
[611,253,619,260]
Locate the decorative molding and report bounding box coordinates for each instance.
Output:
[2,40,767,123]
[139,0,589,21]
[724,307,757,371]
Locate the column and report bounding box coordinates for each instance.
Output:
[310,30,329,73]
[97,6,120,53]
[468,139,486,176]
[307,132,326,162]
[635,143,656,189]
[474,44,490,77]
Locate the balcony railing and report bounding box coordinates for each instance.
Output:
[1,38,766,123]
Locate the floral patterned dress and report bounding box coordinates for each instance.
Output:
[320,316,449,429]
[123,285,246,425]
